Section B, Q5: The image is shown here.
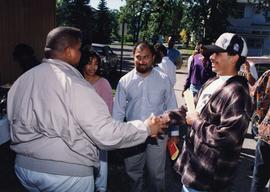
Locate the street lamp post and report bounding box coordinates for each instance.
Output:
[120,21,125,76]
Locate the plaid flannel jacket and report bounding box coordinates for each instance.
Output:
[177,75,252,191]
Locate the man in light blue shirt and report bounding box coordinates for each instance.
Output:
[113,41,178,192]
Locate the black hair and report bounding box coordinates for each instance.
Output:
[79,46,102,76]
[237,56,246,71]
[133,41,156,56]
[154,43,167,56]
[168,35,175,41]
[226,51,246,71]
[44,26,82,58]
[13,43,40,72]
[13,43,34,59]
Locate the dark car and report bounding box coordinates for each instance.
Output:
[92,44,120,76]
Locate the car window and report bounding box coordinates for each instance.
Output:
[92,46,103,55]
[102,46,114,55]
[255,63,270,78]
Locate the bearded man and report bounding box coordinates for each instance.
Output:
[113,41,178,192]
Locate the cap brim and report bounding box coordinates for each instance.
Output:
[204,45,226,55]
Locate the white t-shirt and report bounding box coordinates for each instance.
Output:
[196,76,232,113]
[157,56,176,87]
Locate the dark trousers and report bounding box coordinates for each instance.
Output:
[250,140,270,192]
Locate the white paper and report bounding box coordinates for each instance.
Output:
[183,90,195,113]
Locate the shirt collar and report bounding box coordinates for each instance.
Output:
[218,75,233,82]
[43,58,84,79]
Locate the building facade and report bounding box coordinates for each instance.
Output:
[0,0,56,84]
[228,1,270,56]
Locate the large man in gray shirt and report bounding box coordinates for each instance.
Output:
[7,27,169,192]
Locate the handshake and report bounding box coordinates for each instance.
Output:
[144,106,187,137]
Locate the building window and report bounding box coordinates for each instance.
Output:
[265,11,270,22]
[247,37,263,49]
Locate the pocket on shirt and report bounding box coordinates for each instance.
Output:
[147,90,164,106]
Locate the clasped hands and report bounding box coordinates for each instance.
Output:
[145,106,200,138]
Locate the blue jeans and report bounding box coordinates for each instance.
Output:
[250,140,270,192]
[181,185,207,192]
[189,84,202,96]
[95,150,108,192]
[15,165,94,192]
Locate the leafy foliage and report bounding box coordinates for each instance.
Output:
[95,0,112,44]
[56,0,96,44]
[56,0,264,46]
[119,0,240,45]
[119,0,184,44]
[56,0,119,44]
[181,0,237,44]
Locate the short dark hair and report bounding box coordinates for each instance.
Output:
[13,43,34,60]
[133,41,155,56]
[44,26,82,58]
[227,52,246,71]
[154,43,167,56]
[79,47,102,76]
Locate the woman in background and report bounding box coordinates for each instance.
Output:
[183,42,216,96]
[79,48,113,192]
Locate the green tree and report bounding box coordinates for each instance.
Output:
[148,0,183,41]
[56,0,96,45]
[110,10,121,42]
[95,0,112,44]
[119,0,149,43]
[119,0,184,44]
[182,0,236,44]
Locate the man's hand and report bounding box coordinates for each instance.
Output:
[144,114,170,137]
[181,90,186,97]
[243,60,251,74]
[186,112,200,125]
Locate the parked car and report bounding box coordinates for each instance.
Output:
[247,56,270,80]
[92,44,120,76]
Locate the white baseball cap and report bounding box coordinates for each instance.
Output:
[204,33,248,57]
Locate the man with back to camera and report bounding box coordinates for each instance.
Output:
[168,33,253,192]
[7,26,169,192]
[113,41,178,192]
[154,43,177,88]
[167,35,183,69]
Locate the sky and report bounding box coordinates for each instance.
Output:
[90,0,126,10]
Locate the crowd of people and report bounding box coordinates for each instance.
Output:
[5,26,270,192]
